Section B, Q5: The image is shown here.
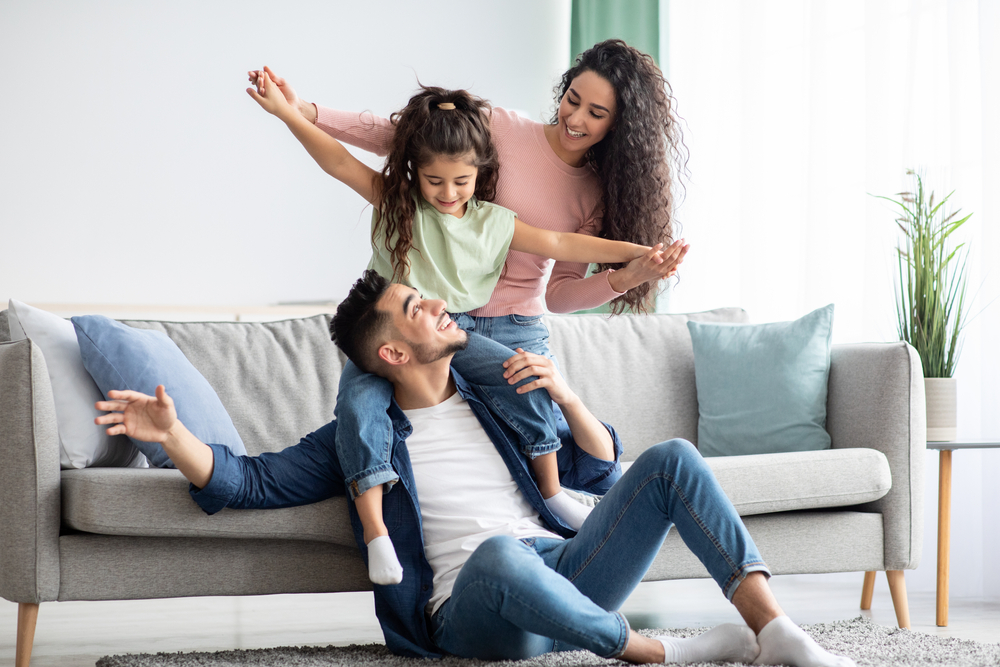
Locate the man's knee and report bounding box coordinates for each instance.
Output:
[466,536,534,576]
[640,438,701,470]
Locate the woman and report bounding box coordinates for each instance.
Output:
[250,39,688,350]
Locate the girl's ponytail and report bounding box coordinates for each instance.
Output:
[376,86,499,282]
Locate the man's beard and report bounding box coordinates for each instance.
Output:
[406,331,469,365]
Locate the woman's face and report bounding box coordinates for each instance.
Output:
[555,70,617,157]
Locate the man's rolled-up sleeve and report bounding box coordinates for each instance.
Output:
[189,420,346,515]
[555,419,624,496]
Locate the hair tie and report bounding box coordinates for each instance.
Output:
[437,102,456,110]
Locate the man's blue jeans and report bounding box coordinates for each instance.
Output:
[334,314,561,498]
[429,439,771,659]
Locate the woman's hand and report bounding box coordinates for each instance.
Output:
[503,349,578,406]
[608,238,689,293]
[247,66,317,123]
[95,386,178,443]
[246,69,297,121]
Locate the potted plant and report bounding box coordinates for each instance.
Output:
[878,169,972,441]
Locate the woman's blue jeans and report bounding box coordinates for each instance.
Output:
[429,440,771,660]
[334,314,561,498]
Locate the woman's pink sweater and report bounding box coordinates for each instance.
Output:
[316,106,624,317]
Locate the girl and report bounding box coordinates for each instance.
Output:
[249,73,674,586]
[252,39,689,323]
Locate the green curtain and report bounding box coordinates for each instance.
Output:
[570,1,662,314]
[570,0,660,66]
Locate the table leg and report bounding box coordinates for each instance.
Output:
[936,449,952,627]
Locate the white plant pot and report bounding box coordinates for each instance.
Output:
[925,377,957,442]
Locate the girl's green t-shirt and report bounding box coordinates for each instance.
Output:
[367,195,517,313]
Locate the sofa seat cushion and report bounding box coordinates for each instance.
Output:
[61,468,356,548]
[623,447,891,516]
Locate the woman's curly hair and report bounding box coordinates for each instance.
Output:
[377,86,498,282]
[553,39,688,314]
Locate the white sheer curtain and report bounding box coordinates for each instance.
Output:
[664,0,998,599]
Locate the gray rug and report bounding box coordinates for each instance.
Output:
[95,617,1000,667]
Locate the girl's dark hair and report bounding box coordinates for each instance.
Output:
[377,86,499,282]
[553,39,688,314]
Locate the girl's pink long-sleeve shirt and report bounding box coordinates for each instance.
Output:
[316,105,624,317]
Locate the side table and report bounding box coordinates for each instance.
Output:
[925,440,1000,626]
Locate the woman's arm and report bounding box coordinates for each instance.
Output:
[509,218,652,265]
[248,71,380,204]
[248,66,395,157]
[546,237,689,313]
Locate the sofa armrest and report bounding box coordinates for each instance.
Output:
[0,339,61,603]
[827,342,925,571]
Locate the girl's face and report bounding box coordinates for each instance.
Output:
[555,70,617,158]
[417,155,478,218]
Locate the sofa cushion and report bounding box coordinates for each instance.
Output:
[121,315,346,457]
[73,315,248,468]
[546,308,749,461]
[623,447,891,516]
[8,301,144,469]
[61,468,356,548]
[688,304,834,457]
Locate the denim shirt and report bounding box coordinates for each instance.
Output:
[189,369,623,657]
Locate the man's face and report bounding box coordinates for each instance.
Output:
[377,284,468,365]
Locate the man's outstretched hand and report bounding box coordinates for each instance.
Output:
[95,386,178,443]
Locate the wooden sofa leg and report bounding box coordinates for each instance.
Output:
[860,571,876,610]
[16,602,39,667]
[886,570,911,629]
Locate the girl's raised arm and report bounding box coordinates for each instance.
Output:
[509,218,654,264]
[248,71,381,205]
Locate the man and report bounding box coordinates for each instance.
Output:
[96,270,854,667]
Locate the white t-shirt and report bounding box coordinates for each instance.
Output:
[401,391,562,615]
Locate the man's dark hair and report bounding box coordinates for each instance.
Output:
[330,270,393,375]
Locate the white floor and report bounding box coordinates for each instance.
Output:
[3,573,998,666]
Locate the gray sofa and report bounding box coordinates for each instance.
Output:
[0,307,924,666]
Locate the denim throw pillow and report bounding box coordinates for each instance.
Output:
[687,304,834,457]
[72,315,247,468]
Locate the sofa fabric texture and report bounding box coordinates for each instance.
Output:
[0,307,924,611]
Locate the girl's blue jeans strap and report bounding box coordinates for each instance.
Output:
[430,439,770,660]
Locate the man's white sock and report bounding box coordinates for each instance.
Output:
[656,623,759,664]
[754,615,856,667]
[543,490,593,530]
[366,535,403,586]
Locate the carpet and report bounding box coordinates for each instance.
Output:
[95,616,1000,667]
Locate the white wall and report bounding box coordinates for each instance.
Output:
[0,0,571,306]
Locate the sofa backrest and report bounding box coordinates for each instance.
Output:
[0,306,749,461]
[547,307,748,461]
[122,316,345,457]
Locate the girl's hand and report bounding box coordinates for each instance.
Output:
[95,385,178,443]
[503,349,578,406]
[608,239,689,293]
[246,69,295,121]
[246,66,317,123]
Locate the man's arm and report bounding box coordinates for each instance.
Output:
[96,386,214,487]
[96,387,346,512]
[502,351,614,462]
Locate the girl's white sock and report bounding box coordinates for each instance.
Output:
[754,615,856,667]
[366,535,403,585]
[656,623,759,664]
[543,490,593,530]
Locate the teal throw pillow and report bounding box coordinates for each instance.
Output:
[687,304,834,457]
[73,315,247,468]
